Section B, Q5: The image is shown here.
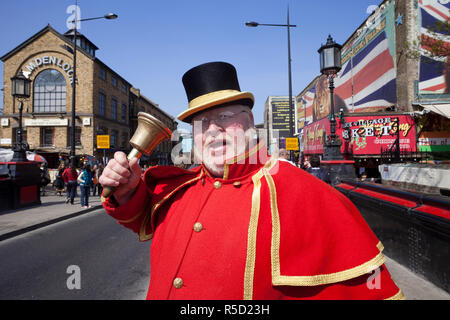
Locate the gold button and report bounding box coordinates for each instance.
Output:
[233,181,241,187]
[214,181,222,189]
[173,277,183,289]
[193,222,203,232]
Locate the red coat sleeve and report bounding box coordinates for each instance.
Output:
[102,180,152,241]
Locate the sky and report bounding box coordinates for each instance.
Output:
[0,0,383,131]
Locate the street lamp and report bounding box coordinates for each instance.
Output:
[11,70,31,162]
[318,35,343,160]
[68,12,118,167]
[246,8,297,161]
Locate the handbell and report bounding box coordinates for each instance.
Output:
[102,112,172,198]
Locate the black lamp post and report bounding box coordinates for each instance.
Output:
[69,11,118,167]
[318,35,343,160]
[11,70,31,162]
[246,8,296,160]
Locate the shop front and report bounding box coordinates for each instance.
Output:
[302,113,419,179]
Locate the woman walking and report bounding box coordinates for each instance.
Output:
[78,163,93,208]
[62,164,78,205]
[53,162,65,196]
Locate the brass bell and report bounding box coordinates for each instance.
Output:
[102,112,172,198]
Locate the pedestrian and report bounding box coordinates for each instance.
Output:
[96,163,104,197]
[62,164,78,205]
[78,163,93,208]
[53,162,65,196]
[39,162,50,196]
[277,148,296,166]
[306,155,330,183]
[100,61,403,300]
[91,164,98,196]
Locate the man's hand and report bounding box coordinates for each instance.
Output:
[99,151,142,205]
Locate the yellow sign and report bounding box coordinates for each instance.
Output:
[97,135,110,149]
[285,138,299,151]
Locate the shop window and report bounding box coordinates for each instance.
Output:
[40,127,54,146]
[66,127,82,146]
[33,69,66,113]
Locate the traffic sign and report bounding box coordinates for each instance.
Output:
[285,137,299,151]
[97,135,110,149]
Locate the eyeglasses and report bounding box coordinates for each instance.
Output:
[193,110,248,130]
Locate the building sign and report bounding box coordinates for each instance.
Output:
[303,114,417,155]
[0,138,12,145]
[82,117,91,126]
[1,118,9,127]
[285,137,299,151]
[97,135,110,149]
[22,55,75,84]
[271,97,294,138]
[303,118,328,154]
[24,118,68,126]
[418,131,450,152]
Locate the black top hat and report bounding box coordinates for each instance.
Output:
[177,62,254,123]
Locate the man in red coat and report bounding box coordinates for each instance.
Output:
[100,62,404,300]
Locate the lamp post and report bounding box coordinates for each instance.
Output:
[317,35,357,185]
[318,35,343,160]
[11,70,31,162]
[246,8,296,160]
[69,11,118,167]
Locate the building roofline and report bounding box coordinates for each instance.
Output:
[339,0,389,50]
[0,24,96,62]
[130,86,175,121]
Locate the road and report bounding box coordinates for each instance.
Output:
[0,209,150,300]
[0,207,448,300]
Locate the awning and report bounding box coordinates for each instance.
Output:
[421,103,450,119]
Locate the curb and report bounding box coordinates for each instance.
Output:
[0,204,103,242]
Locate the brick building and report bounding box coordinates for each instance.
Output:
[0,24,177,168]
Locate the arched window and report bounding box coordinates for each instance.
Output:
[33,69,66,113]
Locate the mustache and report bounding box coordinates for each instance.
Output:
[204,136,233,148]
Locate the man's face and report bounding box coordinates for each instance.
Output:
[192,104,254,177]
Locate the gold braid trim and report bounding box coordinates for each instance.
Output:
[138,171,204,241]
[385,290,406,300]
[243,157,278,300]
[264,168,387,287]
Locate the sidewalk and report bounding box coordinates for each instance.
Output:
[0,186,103,241]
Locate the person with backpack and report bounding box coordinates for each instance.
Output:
[78,163,93,208]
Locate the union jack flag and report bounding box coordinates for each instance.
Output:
[334,29,397,113]
[418,0,450,94]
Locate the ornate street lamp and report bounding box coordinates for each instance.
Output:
[318,35,343,160]
[11,70,31,162]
